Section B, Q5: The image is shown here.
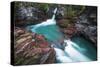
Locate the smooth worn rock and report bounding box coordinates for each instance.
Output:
[75,10,97,45]
[14,27,56,65]
[15,6,47,26]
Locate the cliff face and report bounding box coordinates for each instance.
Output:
[56,6,97,46]
[13,2,97,65]
[15,4,97,45]
[75,7,97,46]
[14,27,56,65]
[15,7,47,26]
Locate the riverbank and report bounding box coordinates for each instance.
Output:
[12,2,97,65]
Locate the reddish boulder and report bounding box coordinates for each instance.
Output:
[14,27,56,65]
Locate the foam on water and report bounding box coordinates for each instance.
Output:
[64,39,91,62]
[54,47,73,63]
[54,39,92,63]
[26,8,63,42]
[26,8,95,63]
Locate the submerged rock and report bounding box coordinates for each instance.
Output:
[14,27,56,65]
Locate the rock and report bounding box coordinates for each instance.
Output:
[57,19,77,38]
[57,19,71,28]
[83,26,97,44]
[14,27,25,37]
[15,6,47,26]
[75,9,97,45]
[40,48,56,64]
[14,27,56,65]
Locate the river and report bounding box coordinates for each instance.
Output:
[26,8,97,63]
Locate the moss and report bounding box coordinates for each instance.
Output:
[63,5,86,18]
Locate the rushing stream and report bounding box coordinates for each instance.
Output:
[26,8,96,63]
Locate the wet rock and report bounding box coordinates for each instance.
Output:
[75,24,97,45]
[14,27,56,65]
[75,10,97,45]
[62,26,77,38]
[47,6,65,20]
[83,26,97,44]
[57,19,77,38]
[57,19,72,28]
[15,6,47,26]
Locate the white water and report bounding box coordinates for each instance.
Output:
[30,19,56,32]
[27,8,92,63]
[64,39,91,62]
[54,39,92,63]
[33,8,57,27]
[36,8,57,26]
[54,47,73,63]
[27,8,57,32]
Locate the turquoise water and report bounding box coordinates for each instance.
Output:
[27,23,97,62]
[71,37,97,60]
[28,24,64,42]
[26,8,96,62]
[27,24,65,49]
[26,19,97,62]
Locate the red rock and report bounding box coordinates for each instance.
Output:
[14,27,56,65]
[36,34,45,41]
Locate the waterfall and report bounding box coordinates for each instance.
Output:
[54,47,73,63]
[52,8,57,20]
[54,39,92,63]
[26,8,93,63]
[26,8,64,45]
[28,8,57,29]
[64,39,91,62]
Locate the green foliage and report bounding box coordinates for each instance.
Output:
[64,5,86,18]
[36,4,49,11]
[14,2,86,20]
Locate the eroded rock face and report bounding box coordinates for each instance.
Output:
[56,7,97,46]
[15,5,64,26]
[15,6,47,26]
[57,19,77,38]
[14,27,56,65]
[75,10,97,45]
